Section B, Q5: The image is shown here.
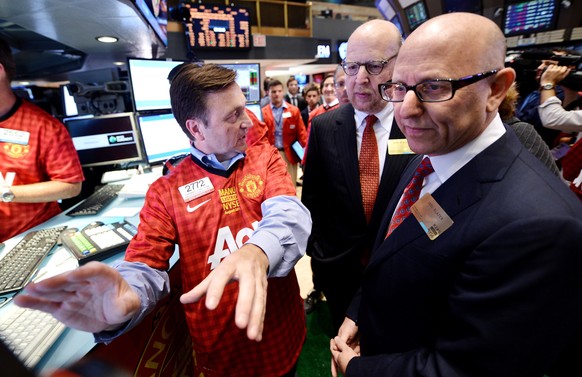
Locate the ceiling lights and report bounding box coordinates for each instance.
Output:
[96,36,118,43]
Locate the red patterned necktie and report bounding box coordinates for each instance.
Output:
[359,115,379,223]
[386,157,434,237]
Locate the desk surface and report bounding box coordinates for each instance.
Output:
[0,184,178,373]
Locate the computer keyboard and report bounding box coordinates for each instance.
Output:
[0,305,66,368]
[0,226,67,295]
[66,184,125,217]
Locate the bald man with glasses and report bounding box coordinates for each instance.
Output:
[301,19,415,333]
[331,13,582,377]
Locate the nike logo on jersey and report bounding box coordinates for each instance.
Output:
[187,199,211,213]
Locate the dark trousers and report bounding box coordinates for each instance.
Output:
[311,257,366,334]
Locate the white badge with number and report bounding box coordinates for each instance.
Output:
[178,177,214,203]
[282,112,292,118]
[0,128,30,145]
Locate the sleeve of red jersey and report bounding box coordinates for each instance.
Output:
[43,119,85,183]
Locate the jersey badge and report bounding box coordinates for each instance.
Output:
[3,143,30,158]
[238,174,264,199]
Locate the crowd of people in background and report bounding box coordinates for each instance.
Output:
[3,10,582,377]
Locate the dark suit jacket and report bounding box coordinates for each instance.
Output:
[302,103,414,266]
[284,94,307,111]
[346,129,582,377]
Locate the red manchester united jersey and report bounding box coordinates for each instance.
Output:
[0,100,84,242]
[125,142,306,376]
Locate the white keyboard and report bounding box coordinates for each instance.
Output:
[101,169,139,184]
[0,305,66,368]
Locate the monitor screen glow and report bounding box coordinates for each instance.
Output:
[137,113,191,165]
[404,1,428,31]
[128,58,184,113]
[63,113,143,167]
[503,0,558,37]
[220,63,261,103]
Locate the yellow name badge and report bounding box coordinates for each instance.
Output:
[411,193,454,240]
[388,139,414,155]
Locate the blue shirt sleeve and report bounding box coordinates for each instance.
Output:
[248,195,312,277]
[93,261,170,343]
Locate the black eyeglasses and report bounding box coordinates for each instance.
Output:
[341,54,397,76]
[378,69,500,103]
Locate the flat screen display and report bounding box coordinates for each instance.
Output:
[183,3,251,49]
[404,1,429,31]
[246,103,263,122]
[127,58,184,113]
[136,113,191,165]
[503,0,559,37]
[134,0,168,46]
[220,63,261,103]
[63,113,143,167]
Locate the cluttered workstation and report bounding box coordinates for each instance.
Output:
[0,59,263,376]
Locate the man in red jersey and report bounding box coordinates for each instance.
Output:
[0,38,84,243]
[16,63,311,376]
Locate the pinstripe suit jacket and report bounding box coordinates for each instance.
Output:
[302,103,414,265]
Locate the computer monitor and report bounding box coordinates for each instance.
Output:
[502,0,559,37]
[404,1,429,31]
[246,102,263,122]
[133,0,168,46]
[127,58,184,113]
[136,113,191,166]
[220,63,261,103]
[63,113,144,168]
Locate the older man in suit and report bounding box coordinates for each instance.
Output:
[302,19,414,332]
[331,13,582,377]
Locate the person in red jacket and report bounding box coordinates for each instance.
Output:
[262,79,307,185]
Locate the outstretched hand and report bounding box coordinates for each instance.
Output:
[180,243,269,341]
[14,261,141,333]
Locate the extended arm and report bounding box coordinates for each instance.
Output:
[10,181,81,202]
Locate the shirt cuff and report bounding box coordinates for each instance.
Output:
[538,96,561,108]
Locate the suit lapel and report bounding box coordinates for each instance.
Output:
[370,120,415,223]
[333,104,363,212]
[367,131,519,270]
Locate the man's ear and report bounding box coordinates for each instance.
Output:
[487,67,516,113]
[185,118,204,141]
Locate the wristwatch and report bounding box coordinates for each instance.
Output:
[1,187,15,202]
[540,82,555,90]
